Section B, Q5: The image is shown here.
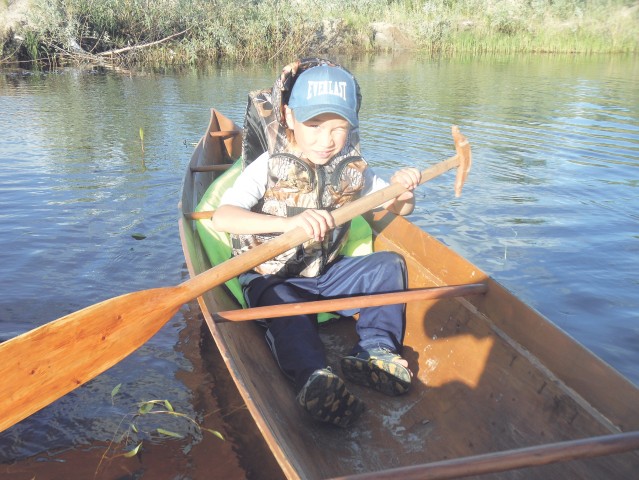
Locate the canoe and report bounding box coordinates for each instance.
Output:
[178,109,639,479]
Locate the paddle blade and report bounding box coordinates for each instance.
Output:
[0,287,181,432]
[452,125,472,198]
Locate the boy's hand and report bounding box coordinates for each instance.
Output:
[390,167,421,202]
[382,167,421,215]
[287,209,336,242]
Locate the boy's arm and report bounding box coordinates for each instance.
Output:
[211,152,336,242]
[212,205,336,242]
[212,205,287,234]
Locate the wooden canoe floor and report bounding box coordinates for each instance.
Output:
[179,109,639,480]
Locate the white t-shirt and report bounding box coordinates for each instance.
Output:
[219,151,389,209]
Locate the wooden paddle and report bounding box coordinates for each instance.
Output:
[184,210,218,220]
[0,126,471,433]
[214,284,488,322]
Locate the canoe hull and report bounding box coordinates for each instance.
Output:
[179,109,639,479]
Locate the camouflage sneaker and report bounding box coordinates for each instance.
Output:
[296,368,365,428]
[341,346,412,396]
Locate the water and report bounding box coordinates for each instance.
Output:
[0,54,637,478]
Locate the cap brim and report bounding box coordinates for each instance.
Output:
[292,104,358,127]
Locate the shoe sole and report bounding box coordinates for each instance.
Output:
[297,372,365,428]
[341,356,411,396]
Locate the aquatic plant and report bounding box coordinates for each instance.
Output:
[96,383,224,475]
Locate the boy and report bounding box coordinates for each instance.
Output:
[212,61,421,428]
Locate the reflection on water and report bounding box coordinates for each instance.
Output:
[0,54,637,477]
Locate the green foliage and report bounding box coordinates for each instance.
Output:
[122,441,142,458]
[22,31,41,61]
[4,0,638,65]
[139,127,144,153]
[110,383,121,404]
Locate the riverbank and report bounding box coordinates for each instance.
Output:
[1,0,638,66]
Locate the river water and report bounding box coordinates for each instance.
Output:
[0,54,637,478]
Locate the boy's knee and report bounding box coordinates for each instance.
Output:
[367,251,407,287]
[372,251,406,271]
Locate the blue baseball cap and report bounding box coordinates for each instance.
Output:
[288,65,359,126]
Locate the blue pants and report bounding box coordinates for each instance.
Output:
[241,252,408,392]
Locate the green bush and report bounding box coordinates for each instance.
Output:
[3,0,637,65]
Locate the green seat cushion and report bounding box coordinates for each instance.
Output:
[195,160,247,307]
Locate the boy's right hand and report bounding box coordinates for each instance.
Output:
[286,209,336,242]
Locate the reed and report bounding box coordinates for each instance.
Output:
[3,0,638,65]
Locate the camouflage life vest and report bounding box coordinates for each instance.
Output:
[230,58,368,277]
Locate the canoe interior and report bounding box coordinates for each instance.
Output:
[178,109,639,479]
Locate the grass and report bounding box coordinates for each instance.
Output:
[1,0,638,66]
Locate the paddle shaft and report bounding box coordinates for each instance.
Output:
[331,430,639,480]
[214,284,487,322]
[185,210,216,220]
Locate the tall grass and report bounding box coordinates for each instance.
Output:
[5,0,638,65]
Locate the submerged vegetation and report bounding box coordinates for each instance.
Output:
[1,0,638,66]
[96,384,223,475]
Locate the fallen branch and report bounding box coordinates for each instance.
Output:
[97,29,189,57]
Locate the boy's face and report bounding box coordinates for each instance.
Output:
[285,107,350,165]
